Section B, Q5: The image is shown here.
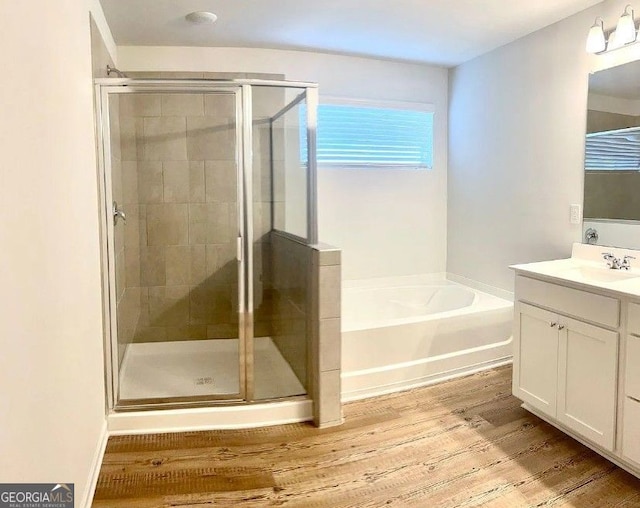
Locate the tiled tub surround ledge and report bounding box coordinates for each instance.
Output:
[511,243,640,479]
[341,274,513,401]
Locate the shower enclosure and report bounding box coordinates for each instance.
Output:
[95,79,318,410]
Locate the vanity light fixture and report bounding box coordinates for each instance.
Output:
[616,5,637,45]
[586,5,639,54]
[586,17,606,53]
[608,29,624,50]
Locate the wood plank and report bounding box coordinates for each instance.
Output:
[92,366,640,507]
[94,467,275,499]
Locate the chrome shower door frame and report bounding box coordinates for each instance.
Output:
[306,86,319,245]
[96,82,248,410]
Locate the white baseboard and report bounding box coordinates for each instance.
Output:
[108,399,313,435]
[81,420,109,508]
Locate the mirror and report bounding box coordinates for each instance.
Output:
[584,59,640,249]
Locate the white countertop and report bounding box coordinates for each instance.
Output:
[510,243,640,298]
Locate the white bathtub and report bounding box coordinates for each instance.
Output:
[341,275,514,401]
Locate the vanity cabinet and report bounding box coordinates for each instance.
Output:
[622,304,640,466]
[511,244,640,479]
[514,298,618,450]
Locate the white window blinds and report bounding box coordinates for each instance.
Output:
[302,103,434,169]
[585,128,640,170]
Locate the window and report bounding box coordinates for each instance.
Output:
[585,128,640,170]
[301,101,434,169]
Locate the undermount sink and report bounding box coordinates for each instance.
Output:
[559,265,640,283]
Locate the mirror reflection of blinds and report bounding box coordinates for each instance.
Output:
[585,127,640,170]
[300,104,433,169]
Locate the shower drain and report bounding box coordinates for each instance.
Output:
[195,377,214,386]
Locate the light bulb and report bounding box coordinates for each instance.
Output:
[608,29,623,50]
[616,5,637,45]
[586,18,606,53]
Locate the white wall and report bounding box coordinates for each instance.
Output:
[118,47,449,280]
[88,0,117,62]
[448,0,640,293]
[584,220,640,250]
[0,0,110,504]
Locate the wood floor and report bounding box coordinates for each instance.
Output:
[93,366,640,507]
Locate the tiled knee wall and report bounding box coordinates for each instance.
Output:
[270,232,342,428]
[310,245,342,428]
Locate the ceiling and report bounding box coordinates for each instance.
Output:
[100,0,602,67]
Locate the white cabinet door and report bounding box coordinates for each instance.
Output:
[625,335,640,401]
[557,317,618,451]
[513,302,559,418]
[622,397,640,465]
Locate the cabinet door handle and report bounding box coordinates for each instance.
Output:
[557,324,565,330]
[550,322,558,328]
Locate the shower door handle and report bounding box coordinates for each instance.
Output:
[113,201,126,225]
[237,236,243,262]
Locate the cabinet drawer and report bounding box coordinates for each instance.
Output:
[515,276,620,328]
[628,302,640,336]
[626,335,640,400]
[622,397,640,466]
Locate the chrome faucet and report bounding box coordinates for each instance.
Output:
[585,227,599,244]
[602,252,635,270]
[621,255,635,270]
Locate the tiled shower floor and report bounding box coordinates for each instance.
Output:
[119,337,305,401]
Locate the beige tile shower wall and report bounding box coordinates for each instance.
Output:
[116,73,286,344]
[270,232,310,388]
[110,95,141,366]
[121,90,240,342]
[107,100,141,368]
[118,101,142,365]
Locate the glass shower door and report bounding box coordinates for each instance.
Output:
[250,86,311,401]
[101,87,245,406]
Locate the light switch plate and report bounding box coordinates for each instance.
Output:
[570,204,582,224]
